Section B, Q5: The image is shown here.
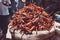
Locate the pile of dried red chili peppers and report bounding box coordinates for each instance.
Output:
[9,4,54,34]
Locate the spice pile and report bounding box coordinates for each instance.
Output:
[9,4,54,34]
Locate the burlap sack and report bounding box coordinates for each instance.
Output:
[8,24,55,40]
[55,21,60,35]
